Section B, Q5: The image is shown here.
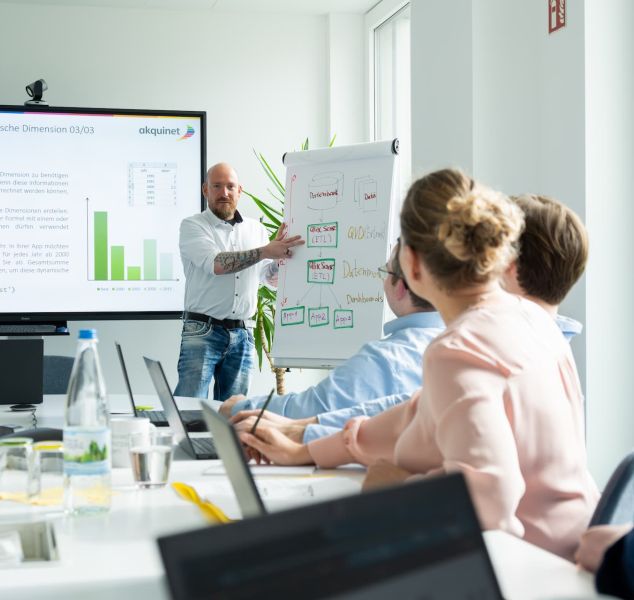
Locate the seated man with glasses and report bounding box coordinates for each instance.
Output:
[219,244,444,442]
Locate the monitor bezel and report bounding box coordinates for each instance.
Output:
[0,104,206,322]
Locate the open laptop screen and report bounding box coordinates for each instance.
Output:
[158,472,503,600]
[115,341,137,416]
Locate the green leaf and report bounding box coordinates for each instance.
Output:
[258,285,277,301]
[243,189,284,218]
[267,188,285,205]
[262,314,274,350]
[253,319,264,370]
[328,133,337,147]
[301,137,309,151]
[254,149,285,197]
[243,191,284,227]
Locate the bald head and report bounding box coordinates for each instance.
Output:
[208,162,239,183]
[203,162,242,221]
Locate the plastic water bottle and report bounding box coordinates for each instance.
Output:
[63,329,111,515]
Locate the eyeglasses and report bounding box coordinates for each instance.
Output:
[377,264,398,281]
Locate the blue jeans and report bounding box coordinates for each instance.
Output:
[174,319,255,401]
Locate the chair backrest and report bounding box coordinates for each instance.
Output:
[42,355,74,395]
[589,450,634,526]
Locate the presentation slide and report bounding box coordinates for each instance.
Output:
[0,107,205,317]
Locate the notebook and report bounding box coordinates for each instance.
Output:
[115,342,206,432]
[158,446,504,599]
[143,357,216,460]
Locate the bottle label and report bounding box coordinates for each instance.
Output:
[63,428,110,476]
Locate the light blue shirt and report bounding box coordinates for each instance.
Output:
[555,314,583,341]
[302,312,584,443]
[230,311,444,421]
[304,391,413,443]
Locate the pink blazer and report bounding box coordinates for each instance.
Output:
[308,295,599,561]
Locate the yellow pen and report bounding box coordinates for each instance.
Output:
[172,482,232,524]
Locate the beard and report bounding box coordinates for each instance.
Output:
[211,200,236,221]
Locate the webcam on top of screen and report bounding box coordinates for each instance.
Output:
[25,78,48,106]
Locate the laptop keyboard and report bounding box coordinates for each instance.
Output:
[139,409,206,430]
[191,437,216,456]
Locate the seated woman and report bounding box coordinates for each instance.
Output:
[240,168,599,561]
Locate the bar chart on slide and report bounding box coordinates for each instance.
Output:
[89,205,177,282]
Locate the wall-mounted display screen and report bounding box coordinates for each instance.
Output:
[0,105,206,322]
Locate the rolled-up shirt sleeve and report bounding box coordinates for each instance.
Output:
[179,218,220,275]
[302,423,340,444]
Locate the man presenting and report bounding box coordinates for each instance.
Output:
[174,163,303,401]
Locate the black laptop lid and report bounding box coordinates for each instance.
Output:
[0,339,43,405]
[200,401,266,518]
[115,342,137,416]
[143,356,193,455]
[158,472,504,600]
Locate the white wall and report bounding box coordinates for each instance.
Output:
[0,2,338,396]
[411,0,634,486]
[327,13,366,146]
[471,0,587,390]
[584,0,634,485]
[410,0,474,177]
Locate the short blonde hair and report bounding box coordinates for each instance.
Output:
[400,169,524,290]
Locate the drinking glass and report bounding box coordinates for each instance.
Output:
[128,430,174,488]
[0,437,37,498]
[31,441,64,504]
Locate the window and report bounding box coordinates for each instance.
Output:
[371,3,411,197]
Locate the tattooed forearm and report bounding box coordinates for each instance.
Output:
[214,248,262,274]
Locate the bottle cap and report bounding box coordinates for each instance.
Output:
[78,329,97,340]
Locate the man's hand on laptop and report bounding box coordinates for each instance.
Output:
[231,410,317,444]
[220,394,245,418]
[238,426,313,466]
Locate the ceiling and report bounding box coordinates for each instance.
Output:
[0,0,380,13]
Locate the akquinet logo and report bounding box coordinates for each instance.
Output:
[138,125,195,140]
[177,125,195,141]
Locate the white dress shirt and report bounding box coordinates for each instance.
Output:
[179,208,272,320]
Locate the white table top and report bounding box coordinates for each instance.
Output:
[0,396,602,599]
[0,393,203,431]
[0,459,602,600]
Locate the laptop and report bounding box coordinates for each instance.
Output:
[158,455,504,600]
[115,342,206,432]
[143,357,216,460]
[199,401,362,517]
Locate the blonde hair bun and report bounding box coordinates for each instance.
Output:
[437,185,523,276]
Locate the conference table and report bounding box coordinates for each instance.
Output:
[0,395,602,599]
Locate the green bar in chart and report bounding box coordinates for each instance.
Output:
[94,212,108,280]
[111,246,125,280]
[159,253,173,280]
[143,240,157,280]
[127,266,141,280]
